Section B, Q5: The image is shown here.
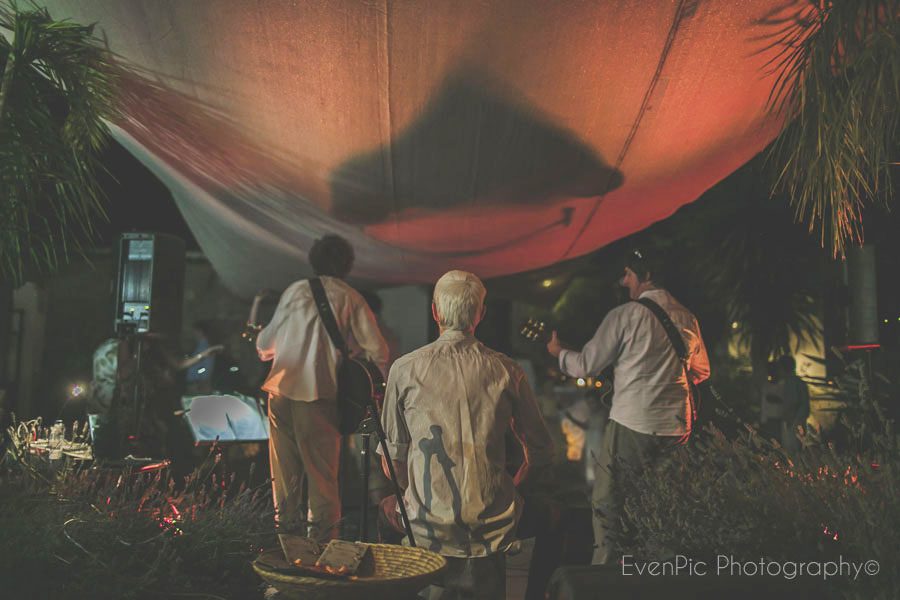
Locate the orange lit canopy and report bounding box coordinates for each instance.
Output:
[46,0,792,296]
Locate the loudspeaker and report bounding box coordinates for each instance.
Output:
[113,233,185,335]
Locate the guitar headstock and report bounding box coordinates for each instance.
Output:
[520,317,550,344]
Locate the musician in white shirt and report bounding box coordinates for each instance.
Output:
[256,235,389,538]
[379,270,555,600]
[547,248,710,565]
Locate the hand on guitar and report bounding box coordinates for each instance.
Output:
[520,318,567,358]
[546,331,563,358]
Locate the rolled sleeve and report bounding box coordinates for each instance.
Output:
[256,284,296,361]
[377,439,409,462]
[558,349,578,378]
[256,324,276,362]
[510,368,555,469]
[377,366,410,462]
[350,297,390,377]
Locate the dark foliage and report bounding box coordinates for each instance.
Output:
[0,2,119,285]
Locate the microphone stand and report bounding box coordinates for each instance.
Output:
[357,396,415,547]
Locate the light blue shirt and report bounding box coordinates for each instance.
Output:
[559,289,710,436]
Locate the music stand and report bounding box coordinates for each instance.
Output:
[180,393,269,444]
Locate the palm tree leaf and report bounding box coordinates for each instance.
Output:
[764,0,900,256]
[0,3,120,285]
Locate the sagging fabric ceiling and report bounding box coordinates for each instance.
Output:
[44,0,794,297]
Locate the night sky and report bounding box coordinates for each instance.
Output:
[93,139,198,250]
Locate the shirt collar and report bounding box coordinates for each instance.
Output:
[437,329,476,342]
[638,288,667,300]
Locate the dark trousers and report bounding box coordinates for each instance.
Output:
[591,419,685,564]
[518,494,564,600]
[379,494,562,600]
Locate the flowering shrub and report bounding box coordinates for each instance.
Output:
[0,444,276,599]
[620,361,898,599]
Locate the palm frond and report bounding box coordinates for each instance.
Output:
[675,160,826,367]
[765,0,900,257]
[0,2,119,285]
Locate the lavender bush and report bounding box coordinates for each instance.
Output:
[0,439,276,599]
[620,361,898,599]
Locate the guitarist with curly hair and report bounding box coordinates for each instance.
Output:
[255,235,389,539]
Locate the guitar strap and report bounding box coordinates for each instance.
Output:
[635,297,698,428]
[309,278,349,357]
[309,278,418,546]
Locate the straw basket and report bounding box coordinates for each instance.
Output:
[253,543,447,600]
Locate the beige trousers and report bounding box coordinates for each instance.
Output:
[268,395,341,539]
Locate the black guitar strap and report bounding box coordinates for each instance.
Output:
[635,297,698,426]
[309,277,349,357]
[309,278,418,546]
[636,298,687,360]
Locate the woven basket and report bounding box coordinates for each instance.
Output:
[253,543,447,600]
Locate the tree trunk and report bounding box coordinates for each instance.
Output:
[0,47,15,422]
[750,341,769,413]
[0,48,16,130]
[0,284,12,425]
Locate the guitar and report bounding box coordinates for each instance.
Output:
[520,318,731,434]
[306,278,388,435]
[335,356,386,434]
[519,317,550,344]
[519,318,614,403]
[692,378,732,434]
[241,289,273,344]
[245,286,385,434]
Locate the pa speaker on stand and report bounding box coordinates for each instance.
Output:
[113,232,186,336]
[95,233,186,460]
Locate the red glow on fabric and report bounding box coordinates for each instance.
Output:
[42,0,798,294]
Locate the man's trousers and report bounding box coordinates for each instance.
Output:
[591,419,684,565]
[268,395,341,539]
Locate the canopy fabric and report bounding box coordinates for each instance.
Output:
[45,0,794,297]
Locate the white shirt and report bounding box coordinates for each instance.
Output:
[257,276,389,402]
[379,330,555,557]
[559,289,710,436]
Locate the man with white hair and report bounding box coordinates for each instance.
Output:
[378,270,555,600]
